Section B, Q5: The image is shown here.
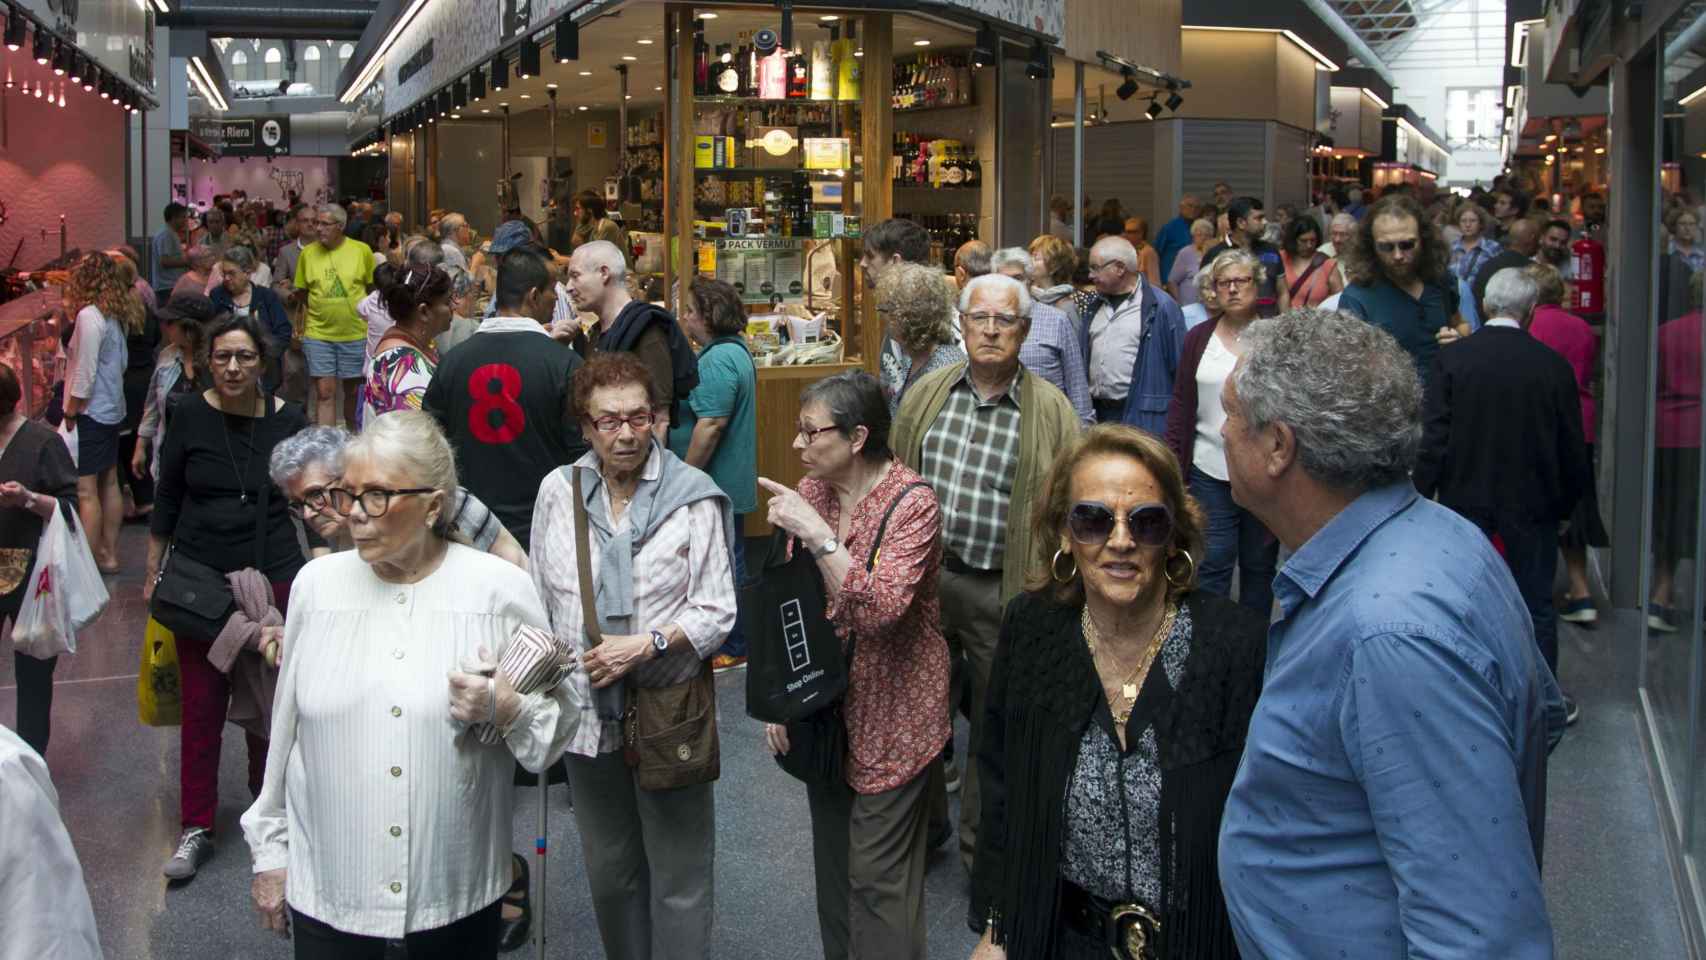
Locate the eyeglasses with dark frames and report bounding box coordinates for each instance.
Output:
[589,412,657,434]
[797,422,839,444]
[328,487,436,518]
[287,487,333,515]
[1374,238,1419,255]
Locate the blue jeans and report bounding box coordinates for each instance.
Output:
[719,514,750,658]
[1189,467,1278,616]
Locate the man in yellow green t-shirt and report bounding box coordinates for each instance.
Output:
[292,203,375,426]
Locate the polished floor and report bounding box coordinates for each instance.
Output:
[0,525,1687,958]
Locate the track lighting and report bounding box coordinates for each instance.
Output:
[972,23,996,68]
[438,89,450,116]
[469,68,486,101]
[1145,96,1163,120]
[32,27,50,65]
[555,18,579,62]
[1165,88,1184,112]
[3,8,25,53]
[453,79,467,108]
[1116,67,1138,101]
[490,53,508,91]
[52,40,68,76]
[68,53,83,84]
[517,40,540,79]
[1024,39,1051,81]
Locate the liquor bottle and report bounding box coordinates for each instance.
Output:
[714,44,740,95]
[810,41,834,101]
[788,47,809,99]
[759,47,788,99]
[834,38,860,101]
[694,25,709,96]
[964,153,980,188]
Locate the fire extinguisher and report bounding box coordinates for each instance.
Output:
[1571,234,1606,319]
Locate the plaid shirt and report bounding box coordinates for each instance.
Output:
[1451,236,1502,282]
[918,368,1024,570]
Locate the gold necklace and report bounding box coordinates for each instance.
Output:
[1082,601,1176,724]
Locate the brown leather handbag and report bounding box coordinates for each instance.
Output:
[572,471,720,791]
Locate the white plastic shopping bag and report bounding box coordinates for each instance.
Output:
[56,419,77,469]
[12,507,109,658]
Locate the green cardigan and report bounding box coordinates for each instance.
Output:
[891,362,1082,603]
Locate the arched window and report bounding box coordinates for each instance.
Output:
[230,49,248,82]
[339,43,354,62]
[303,45,322,91]
[264,46,283,82]
[303,46,321,61]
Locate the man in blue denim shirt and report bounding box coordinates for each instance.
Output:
[1216,308,1565,959]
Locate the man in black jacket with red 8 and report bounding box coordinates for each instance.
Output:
[1414,265,1590,727]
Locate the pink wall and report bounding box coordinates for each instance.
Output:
[0,55,129,270]
[184,156,333,209]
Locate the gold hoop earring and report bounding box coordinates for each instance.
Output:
[1051,549,1078,583]
[1164,550,1195,589]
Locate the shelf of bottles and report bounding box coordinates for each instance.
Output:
[684,14,866,306]
[620,113,666,231]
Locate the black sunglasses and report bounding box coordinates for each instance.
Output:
[1067,501,1174,547]
[1374,238,1418,255]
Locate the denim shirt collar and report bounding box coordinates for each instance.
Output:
[1273,481,1419,616]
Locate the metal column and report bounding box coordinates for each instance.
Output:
[548,87,559,204]
[616,64,629,204]
[1073,61,1084,246]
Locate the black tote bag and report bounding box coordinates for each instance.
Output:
[742,526,845,724]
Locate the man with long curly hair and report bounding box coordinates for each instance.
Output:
[1335,194,1469,386]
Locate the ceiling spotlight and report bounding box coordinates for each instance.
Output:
[578,105,588,112]
[1025,39,1051,80]
[1116,67,1138,101]
[82,68,96,92]
[972,23,996,68]
[68,53,83,85]
[470,68,486,100]
[490,53,508,91]
[1165,89,1184,112]
[1145,96,1163,120]
[453,79,467,108]
[52,41,69,76]
[621,54,637,61]
[697,11,718,19]
[4,9,25,52]
[438,89,451,115]
[820,15,839,21]
[556,18,579,62]
[32,29,49,66]
[517,40,540,79]
[99,77,110,99]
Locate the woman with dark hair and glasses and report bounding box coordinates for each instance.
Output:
[1161,249,1280,616]
[528,351,735,960]
[757,370,947,959]
[360,263,455,425]
[968,424,1265,960]
[145,311,316,883]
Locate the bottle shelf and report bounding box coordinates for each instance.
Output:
[894,101,977,114]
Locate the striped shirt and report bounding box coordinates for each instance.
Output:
[240,545,574,938]
[1019,300,1095,425]
[529,448,737,758]
[918,369,1023,570]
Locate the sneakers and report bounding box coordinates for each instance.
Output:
[943,756,962,794]
[711,654,747,674]
[162,827,214,881]
[1559,597,1598,625]
[1649,603,1680,634]
[1563,694,1581,727]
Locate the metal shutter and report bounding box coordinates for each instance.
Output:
[1271,124,1310,211]
[1051,121,1157,226]
[1179,119,1265,203]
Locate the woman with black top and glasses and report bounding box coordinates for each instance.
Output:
[969,424,1265,960]
[145,312,315,884]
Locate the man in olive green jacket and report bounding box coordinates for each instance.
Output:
[891,272,1081,873]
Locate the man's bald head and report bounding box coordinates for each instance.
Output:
[1505,217,1542,256]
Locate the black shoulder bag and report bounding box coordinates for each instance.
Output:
[151,394,272,640]
[767,480,930,785]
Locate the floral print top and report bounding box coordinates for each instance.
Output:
[360,342,436,427]
[797,462,951,794]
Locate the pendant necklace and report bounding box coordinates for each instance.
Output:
[221,394,257,505]
[1083,601,1177,723]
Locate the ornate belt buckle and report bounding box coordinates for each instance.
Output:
[1107,901,1161,960]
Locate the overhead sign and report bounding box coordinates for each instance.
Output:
[192,117,292,157]
[16,0,156,92]
[398,39,434,86]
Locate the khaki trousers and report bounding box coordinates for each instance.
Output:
[807,767,932,960]
[935,566,1005,873]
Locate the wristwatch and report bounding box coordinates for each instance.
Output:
[814,537,840,558]
[649,629,669,658]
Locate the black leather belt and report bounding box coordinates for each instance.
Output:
[942,550,998,576]
[1058,880,1160,959]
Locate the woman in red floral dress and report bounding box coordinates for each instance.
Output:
[757,370,949,960]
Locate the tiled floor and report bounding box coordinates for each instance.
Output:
[0,525,1686,958]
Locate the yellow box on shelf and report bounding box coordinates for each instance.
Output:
[803,137,851,170]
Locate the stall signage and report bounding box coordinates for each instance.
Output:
[718,238,803,251]
[398,39,434,86]
[15,0,156,92]
[192,117,292,157]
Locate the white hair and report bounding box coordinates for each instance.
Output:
[268,425,352,488]
[437,213,466,240]
[1090,235,1139,273]
[318,203,347,226]
[573,239,627,280]
[1330,213,1357,231]
[343,411,459,534]
[989,247,1033,277]
[958,272,1032,319]
[1483,267,1540,322]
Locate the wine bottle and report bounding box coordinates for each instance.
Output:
[694,26,709,97]
[714,44,740,95]
[788,48,809,99]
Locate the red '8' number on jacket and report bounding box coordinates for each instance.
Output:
[467,363,525,443]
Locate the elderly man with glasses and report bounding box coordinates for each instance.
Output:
[1083,235,1187,434]
[892,272,1081,874]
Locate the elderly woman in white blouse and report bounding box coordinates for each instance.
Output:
[241,411,574,959]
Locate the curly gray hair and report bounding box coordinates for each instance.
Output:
[268,425,353,488]
[1230,308,1422,491]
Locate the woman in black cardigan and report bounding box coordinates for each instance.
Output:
[968,424,1266,960]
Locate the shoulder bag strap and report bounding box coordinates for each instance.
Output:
[1290,255,1327,298]
[252,389,273,572]
[865,480,931,573]
[569,468,605,649]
